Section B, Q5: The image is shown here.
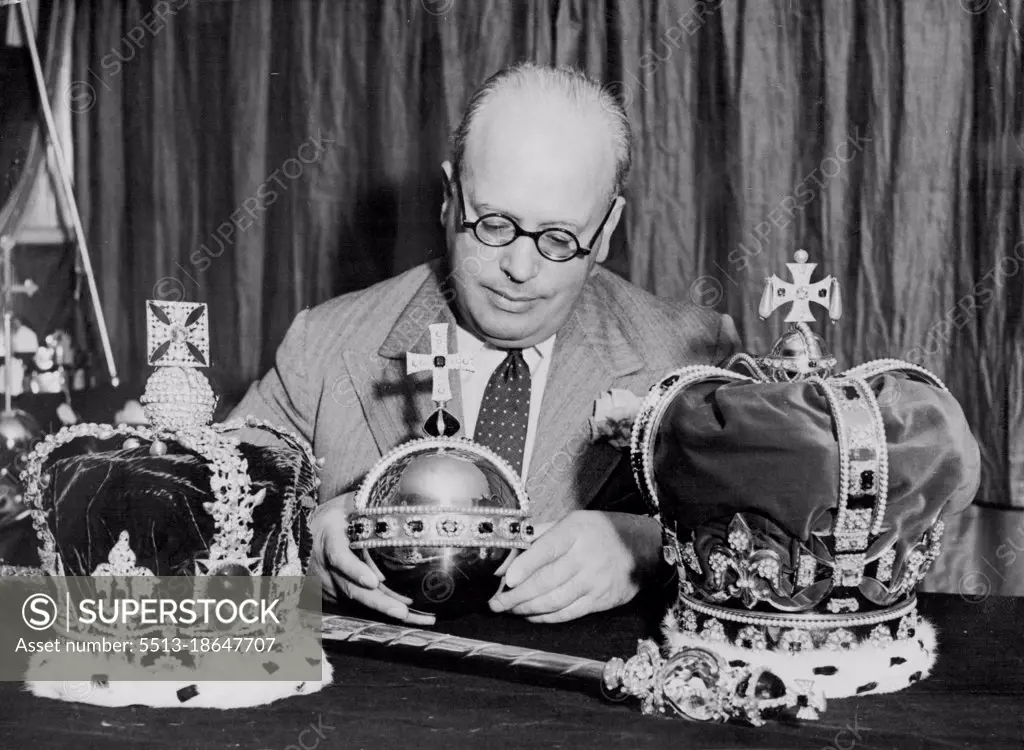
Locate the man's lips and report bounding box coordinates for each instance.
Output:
[484,286,539,303]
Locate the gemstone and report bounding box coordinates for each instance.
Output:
[170,324,189,343]
[433,355,446,368]
[212,563,251,577]
[438,519,463,536]
[477,521,493,534]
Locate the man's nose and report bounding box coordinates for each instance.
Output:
[499,237,541,283]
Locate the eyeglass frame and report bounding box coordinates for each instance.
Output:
[453,175,618,262]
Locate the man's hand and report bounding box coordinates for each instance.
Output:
[487,510,662,623]
[309,493,436,627]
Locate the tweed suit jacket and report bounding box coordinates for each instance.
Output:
[228,260,739,522]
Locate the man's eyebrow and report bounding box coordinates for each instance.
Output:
[471,197,584,233]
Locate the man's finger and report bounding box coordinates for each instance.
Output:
[531,521,556,537]
[493,520,557,577]
[489,556,579,612]
[502,526,572,588]
[338,580,436,627]
[525,595,594,624]
[374,580,415,607]
[323,533,384,590]
[507,574,588,617]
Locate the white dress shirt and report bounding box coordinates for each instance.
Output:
[455,325,556,479]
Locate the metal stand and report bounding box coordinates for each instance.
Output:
[11,0,119,387]
[0,236,40,450]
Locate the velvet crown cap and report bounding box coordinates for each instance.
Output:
[628,251,981,702]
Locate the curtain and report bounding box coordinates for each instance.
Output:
[0,0,63,237]
[70,0,1023,592]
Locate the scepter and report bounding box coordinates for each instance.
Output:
[317,613,827,726]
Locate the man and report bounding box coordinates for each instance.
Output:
[229,63,738,626]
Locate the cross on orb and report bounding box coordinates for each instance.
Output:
[406,323,474,407]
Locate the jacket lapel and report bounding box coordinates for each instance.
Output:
[347,269,466,457]
[525,278,645,521]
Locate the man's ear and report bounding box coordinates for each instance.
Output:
[594,196,626,265]
[440,161,455,226]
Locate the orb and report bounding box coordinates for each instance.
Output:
[347,438,534,618]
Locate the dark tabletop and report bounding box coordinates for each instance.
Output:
[0,592,1021,750]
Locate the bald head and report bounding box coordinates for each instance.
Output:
[450,63,632,199]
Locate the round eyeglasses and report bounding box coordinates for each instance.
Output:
[455,178,617,262]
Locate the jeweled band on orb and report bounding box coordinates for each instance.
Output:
[353,506,527,518]
[348,512,535,548]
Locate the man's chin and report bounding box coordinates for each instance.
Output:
[475,313,551,348]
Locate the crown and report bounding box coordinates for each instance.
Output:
[346,322,534,617]
[3,300,334,708]
[628,251,980,704]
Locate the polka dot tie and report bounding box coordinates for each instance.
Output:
[474,349,531,475]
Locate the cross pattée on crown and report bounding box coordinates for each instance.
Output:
[406,323,474,436]
[758,250,843,324]
[147,301,210,367]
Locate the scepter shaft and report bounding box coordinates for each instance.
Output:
[319,614,609,686]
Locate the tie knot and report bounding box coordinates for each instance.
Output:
[498,349,529,380]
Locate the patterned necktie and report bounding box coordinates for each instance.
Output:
[473,349,532,475]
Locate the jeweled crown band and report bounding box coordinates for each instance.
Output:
[676,590,918,630]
